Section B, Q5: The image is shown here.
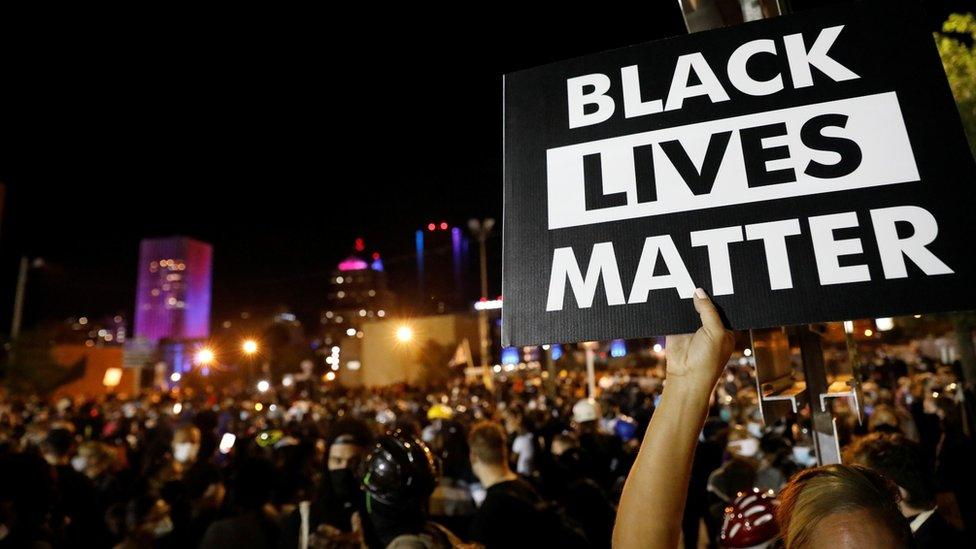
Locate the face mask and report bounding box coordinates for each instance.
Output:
[746,421,764,439]
[329,468,359,502]
[152,516,174,538]
[792,446,817,467]
[71,456,87,473]
[173,442,199,464]
[719,408,732,422]
[728,438,759,458]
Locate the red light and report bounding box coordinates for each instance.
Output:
[427,223,436,231]
[439,222,448,230]
[354,238,365,252]
[372,252,380,260]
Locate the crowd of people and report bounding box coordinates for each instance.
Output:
[1,302,975,547]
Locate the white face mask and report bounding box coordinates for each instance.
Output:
[728,438,759,458]
[793,446,817,466]
[173,442,199,464]
[70,456,87,473]
[152,516,174,538]
[746,421,764,439]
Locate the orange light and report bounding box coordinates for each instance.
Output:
[396,325,414,343]
[103,368,123,388]
[242,339,258,355]
[195,348,215,365]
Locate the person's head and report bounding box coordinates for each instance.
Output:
[361,429,439,545]
[551,432,580,457]
[326,418,372,472]
[73,441,116,480]
[866,405,901,435]
[572,398,601,431]
[40,427,75,466]
[727,425,760,459]
[845,432,936,516]
[720,489,779,548]
[231,457,276,511]
[362,428,438,509]
[467,421,508,481]
[777,464,912,548]
[323,419,372,503]
[124,496,173,540]
[171,425,201,464]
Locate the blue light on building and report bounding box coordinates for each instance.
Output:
[501,347,519,365]
[550,344,563,361]
[610,339,627,358]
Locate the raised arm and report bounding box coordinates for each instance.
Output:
[613,289,734,549]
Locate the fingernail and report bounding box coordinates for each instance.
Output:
[694,287,707,299]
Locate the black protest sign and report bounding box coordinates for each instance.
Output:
[502,0,976,346]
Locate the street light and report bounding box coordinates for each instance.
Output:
[468,218,495,389]
[256,379,270,393]
[242,339,259,355]
[195,347,215,366]
[396,325,414,343]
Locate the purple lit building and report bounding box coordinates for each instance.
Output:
[134,236,213,342]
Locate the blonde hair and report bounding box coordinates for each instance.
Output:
[777,464,910,548]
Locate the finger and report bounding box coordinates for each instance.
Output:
[693,287,726,337]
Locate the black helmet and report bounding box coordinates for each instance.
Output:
[362,428,439,507]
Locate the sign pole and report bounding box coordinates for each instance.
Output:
[584,345,597,398]
[792,325,842,465]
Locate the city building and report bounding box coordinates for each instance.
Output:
[413,222,475,314]
[134,236,213,342]
[320,239,396,346]
[59,314,127,347]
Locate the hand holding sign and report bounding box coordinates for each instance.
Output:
[664,288,734,396]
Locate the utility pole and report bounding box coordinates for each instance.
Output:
[468,218,495,388]
[10,256,28,340]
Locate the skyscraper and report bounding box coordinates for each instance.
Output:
[134,236,212,342]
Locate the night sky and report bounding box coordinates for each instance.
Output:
[0,1,965,331]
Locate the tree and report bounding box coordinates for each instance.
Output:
[936,12,976,385]
[936,12,976,158]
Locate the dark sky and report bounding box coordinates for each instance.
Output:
[0,5,693,330]
[0,1,965,331]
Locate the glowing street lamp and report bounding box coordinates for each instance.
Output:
[256,379,270,393]
[195,347,215,366]
[242,339,259,355]
[395,325,414,343]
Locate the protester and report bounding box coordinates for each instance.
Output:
[613,289,916,548]
[846,432,965,547]
[1,289,974,547]
[279,418,373,548]
[360,429,462,548]
[468,420,587,548]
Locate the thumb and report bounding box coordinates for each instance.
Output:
[693,287,726,337]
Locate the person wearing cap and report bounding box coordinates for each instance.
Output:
[422,404,455,445]
[614,289,913,548]
[361,428,465,548]
[718,489,779,549]
[571,398,624,494]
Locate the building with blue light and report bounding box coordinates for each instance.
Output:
[320,240,397,346]
[414,222,474,314]
[134,236,212,343]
